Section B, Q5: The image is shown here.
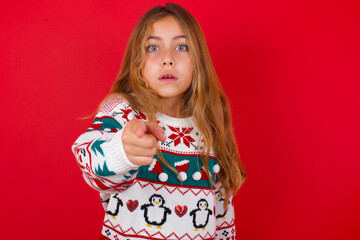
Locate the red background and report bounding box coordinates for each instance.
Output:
[1,0,359,239]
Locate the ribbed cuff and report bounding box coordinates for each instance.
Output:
[102,129,140,174]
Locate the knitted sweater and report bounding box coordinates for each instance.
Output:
[72,97,236,240]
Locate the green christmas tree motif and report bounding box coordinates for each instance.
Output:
[91,139,106,156]
[123,169,138,180]
[95,161,116,176]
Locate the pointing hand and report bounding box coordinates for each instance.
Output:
[122,119,166,165]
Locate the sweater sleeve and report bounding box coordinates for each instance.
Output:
[215,188,236,240]
[71,97,143,193]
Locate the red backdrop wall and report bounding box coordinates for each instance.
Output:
[1,0,359,239]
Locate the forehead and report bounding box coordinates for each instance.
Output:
[147,16,186,40]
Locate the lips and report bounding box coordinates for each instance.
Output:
[159,73,177,82]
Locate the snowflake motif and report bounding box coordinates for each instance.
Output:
[120,108,133,121]
[134,111,147,120]
[168,126,195,147]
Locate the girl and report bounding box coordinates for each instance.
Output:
[72,3,246,240]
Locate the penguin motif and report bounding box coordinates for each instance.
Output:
[106,194,123,219]
[190,199,213,231]
[141,194,171,228]
[215,191,228,220]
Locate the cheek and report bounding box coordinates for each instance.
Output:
[185,61,193,81]
[142,59,157,79]
[176,55,192,76]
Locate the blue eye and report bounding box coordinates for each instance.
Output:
[147,45,159,52]
[176,45,188,51]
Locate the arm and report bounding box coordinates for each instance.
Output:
[72,97,143,193]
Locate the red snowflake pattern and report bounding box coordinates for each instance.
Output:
[120,108,133,121]
[134,111,147,120]
[168,126,195,148]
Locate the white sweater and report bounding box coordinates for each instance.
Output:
[72,97,236,240]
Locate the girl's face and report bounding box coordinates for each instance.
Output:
[141,16,193,106]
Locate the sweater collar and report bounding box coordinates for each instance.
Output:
[156,113,195,127]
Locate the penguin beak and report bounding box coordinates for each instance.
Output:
[202,206,204,209]
[155,201,159,205]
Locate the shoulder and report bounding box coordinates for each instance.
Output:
[98,93,130,114]
[97,93,148,122]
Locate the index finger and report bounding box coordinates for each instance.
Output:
[144,121,166,142]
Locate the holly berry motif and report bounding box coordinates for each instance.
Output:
[168,126,195,148]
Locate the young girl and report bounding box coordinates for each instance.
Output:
[72,3,246,240]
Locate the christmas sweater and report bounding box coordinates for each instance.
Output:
[72,97,236,240]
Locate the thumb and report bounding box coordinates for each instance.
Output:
[134,120,147,138]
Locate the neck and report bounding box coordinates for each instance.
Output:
[159,98,183,118]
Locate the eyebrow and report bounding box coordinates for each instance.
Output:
[146,35,187,41]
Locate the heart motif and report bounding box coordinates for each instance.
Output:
[127,200,138,212]
[175,205,187,217]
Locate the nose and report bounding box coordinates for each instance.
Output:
[161,50,174,66]
[162,59,174,66]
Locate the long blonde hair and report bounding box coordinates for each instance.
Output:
[106,3,246,208]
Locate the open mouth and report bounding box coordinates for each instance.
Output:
[159,73,177,82]
[162,75,175,79]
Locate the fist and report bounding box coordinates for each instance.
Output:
[122,119,166,165]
